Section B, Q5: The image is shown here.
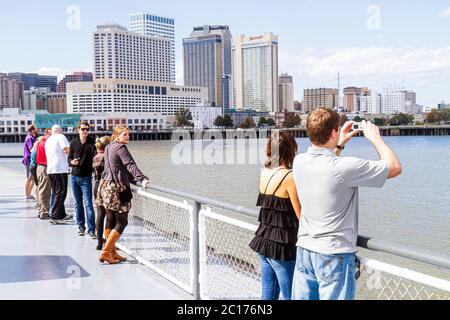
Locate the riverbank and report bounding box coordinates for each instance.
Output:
[1,125,450,143]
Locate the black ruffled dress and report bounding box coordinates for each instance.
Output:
[249,170,299,261]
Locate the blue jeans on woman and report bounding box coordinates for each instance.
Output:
[71,175,95,233]
[258,254,295,300]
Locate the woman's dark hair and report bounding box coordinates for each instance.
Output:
[265,131,298,169]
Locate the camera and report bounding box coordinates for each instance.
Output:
[352,122,365,131]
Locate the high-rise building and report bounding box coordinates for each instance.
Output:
[47,93,67,113]
[303,88,338,112]
[358,88,418,114]
[380,88,405,114]
[0,73,23,109]
[380,88,417,114]
[232,33,278,112]
[67,24,208,118]
[57,72,93,93]
[36,75,58,92]
[67,80,207,115]
[359,90,381,114]
[343,87,368,112]
[222,74,232,115]
[130,13,175,83]
[22,87,50,111]
[8,73,57,92]
[278,73,294,111]
[93,24,171,82]
[183,28,223,108]
[404,91,420,114]
[189,25,232,112]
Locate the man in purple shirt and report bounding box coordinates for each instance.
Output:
[23,124,39,199]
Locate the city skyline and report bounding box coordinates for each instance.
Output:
[1,0,450,106]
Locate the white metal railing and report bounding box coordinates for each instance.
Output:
[199,207,260,300]
[118,187,450,300]
[116,189,195,294]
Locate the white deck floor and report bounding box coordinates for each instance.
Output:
[0,166,192,300]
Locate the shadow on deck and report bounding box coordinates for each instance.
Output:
[0,168,192,300]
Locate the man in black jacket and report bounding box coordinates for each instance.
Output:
[69,121,97,238]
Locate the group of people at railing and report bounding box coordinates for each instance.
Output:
[21,107,403,300]
[22,122,149,265]
[249,107,402,300]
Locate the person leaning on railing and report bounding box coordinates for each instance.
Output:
[249,131,302,300]
[97,126,150,264]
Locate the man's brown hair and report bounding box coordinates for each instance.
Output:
[27,124,37,133]
[306,107,340,145]
[265,131,298,169]
[78,121,90,129]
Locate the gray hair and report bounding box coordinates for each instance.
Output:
[51,125,62,134]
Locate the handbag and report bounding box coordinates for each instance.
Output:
[105,145,133,204]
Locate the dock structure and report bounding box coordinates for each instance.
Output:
[1,125,450,143]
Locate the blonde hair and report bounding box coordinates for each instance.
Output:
[111,125,130,141]
[95,136,111,151]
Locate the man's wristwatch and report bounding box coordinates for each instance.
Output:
[336,144,345,150]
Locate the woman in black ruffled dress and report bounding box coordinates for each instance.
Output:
[249,131,301,300]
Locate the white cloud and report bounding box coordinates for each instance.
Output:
[280,45,450,82]
[281,46,450,79]
[438,7,450,18]
[32,67,91,81]
[279,46,450,103]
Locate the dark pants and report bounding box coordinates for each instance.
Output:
[94,180,114,247]
[105,209,128,234]
[49,173,68,220]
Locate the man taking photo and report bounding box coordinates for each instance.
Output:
[292,107,402,300]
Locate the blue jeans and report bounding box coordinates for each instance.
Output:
[258,254,295,300]
[292,247,357,300]
[71,176,95,232]
[50,191,55,212]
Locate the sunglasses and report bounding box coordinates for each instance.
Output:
[80,128,90,132]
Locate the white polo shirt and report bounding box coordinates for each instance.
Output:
[293,146,390,254]
[45,133,70,174]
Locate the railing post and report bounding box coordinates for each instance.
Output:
[190,200,201,300]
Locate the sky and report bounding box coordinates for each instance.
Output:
[0,0,449,106]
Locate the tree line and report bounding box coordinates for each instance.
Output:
[175,107,450,129]
[174,108,302,129]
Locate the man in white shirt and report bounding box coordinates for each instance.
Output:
[292,108,402,300]
[45,125,73,224]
